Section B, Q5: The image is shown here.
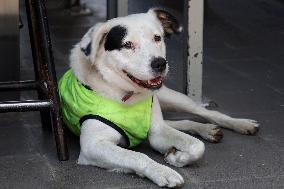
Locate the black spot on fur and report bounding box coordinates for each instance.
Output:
[104,25,127,51]
[81,42,92,56]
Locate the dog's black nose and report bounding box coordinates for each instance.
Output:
[151,57,167,73]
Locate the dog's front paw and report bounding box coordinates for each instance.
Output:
[164,147,190,167]
[144,162,184,188]
[199,124,223,143]
[228,118,259,135]
[164,142,205,167]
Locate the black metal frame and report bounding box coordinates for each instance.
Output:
[0,0,69,161]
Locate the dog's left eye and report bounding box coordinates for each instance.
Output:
[154,35,161,42]
[123,41,133,49]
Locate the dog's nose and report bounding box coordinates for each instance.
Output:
[151,57,167,73]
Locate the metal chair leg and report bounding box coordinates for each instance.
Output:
[25,0,52,131]
[51,105,68,161]
[25,0,69,160]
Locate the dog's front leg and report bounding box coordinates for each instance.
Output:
[166,120,223,142]
[157,86,259,135]
[79,119,184,188]
[149,95,205,168]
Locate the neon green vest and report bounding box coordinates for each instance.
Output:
[58,70,153,148]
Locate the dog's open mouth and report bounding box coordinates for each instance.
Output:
[123,70,163,90]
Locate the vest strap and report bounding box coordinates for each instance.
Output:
[79,114,130,148]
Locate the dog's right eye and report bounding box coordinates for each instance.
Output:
[123,41,134,49]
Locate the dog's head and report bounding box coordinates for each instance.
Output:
[79,8,182,92]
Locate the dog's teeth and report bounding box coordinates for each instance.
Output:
[124,70,162,89]
[147,79,162,87]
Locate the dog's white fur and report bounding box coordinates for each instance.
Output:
[68,9,259,188]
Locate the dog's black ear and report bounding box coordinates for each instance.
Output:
[149,8,183,37]
[80,27,94,56]
[80,23,107,63]
[81,40,92,57]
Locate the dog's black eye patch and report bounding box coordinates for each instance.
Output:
[104,25,127,51]
[81,42,92,56]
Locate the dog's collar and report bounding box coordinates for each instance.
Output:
[80,82,134,102]
[121,91,134,102]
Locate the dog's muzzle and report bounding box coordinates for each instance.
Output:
[123,70,164,90]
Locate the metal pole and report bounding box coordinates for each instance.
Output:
[187,0,204,103]
[0,100,51,112]
[117,0,128,17]
[107,0,117,19]
[25,0,69,161]
[107,0,128,19]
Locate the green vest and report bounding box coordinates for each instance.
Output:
[58,70,153,148]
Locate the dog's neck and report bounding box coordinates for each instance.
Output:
[71,50,151,105]
[87,71,151,104]
[86,70,135,103]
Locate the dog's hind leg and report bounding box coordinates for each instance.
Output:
[157,86,259,135]
[166,120,223,142]
[79,119,184,188]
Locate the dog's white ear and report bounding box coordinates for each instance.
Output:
[148,8,183,37]
[80,23,107,63]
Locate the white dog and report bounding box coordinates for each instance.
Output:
[58,9,259,188]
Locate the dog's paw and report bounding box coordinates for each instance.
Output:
[164,142,205,167]
[227,118,259,135]
[144,163,184,188]
[164,147,191,167]
[199,124,223,143]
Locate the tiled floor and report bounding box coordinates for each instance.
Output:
[0,0,283,188]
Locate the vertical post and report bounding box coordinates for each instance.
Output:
[117,0,128,17]
[107,0,117,19]
[107,0,128,19]
[187,0,204,103]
